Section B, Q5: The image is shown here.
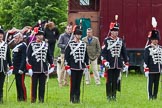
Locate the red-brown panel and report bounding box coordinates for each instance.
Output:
[100,0,109,44]
[123,0,138,48]
[152,0,162,45]
[100,0,123,45]
[137,0,152,48]
[100,0,157,48]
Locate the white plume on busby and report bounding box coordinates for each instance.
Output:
[149,17,160,40]
[152,17,157,28]
[115,15,118,21]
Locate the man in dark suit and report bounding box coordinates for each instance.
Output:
[12,32,27,101]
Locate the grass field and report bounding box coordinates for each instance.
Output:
[1,72,162,108]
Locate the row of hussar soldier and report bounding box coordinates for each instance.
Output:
[0,17,161,104]
[63,16,162,103]
[0,25,55,103]
[101,17,162,101]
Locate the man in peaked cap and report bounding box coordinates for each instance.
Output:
[101,21,129,101]
[26,30,55,103]
[144,29,162,100]
[12,32,27,101]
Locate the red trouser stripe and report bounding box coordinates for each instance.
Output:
[21,74,27,101]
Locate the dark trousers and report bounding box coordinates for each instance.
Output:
[49,42,56,57]
[70,70,83,103]
[31,73,47,103]
[15,74,27,101]
[106,69,120,98]
[0,72,5,102]
[148,73,160,98]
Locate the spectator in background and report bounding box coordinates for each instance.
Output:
[82,28,101,85]
[57,24,72,87]
[44,21,59,57]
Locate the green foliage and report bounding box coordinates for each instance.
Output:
[54,41,61,57]
[0,0,67,31]
[2,73,162,107]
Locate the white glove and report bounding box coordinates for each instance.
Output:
[28,69,33,77]
[83,68,88,74]
[7,69,13,76]
[145,72,149,77]
[48,67,54,74]
[104,62,110,68]
[67,69,71,76]
[123,65,128,72]
[18,70,23,74]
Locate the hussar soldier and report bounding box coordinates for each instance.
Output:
[101,17,129,101]
[144,17,162,100]
[26,30,54,103]
[64,27,89,103]
[0,29,13,103]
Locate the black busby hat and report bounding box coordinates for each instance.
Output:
[150,30,160,40]
[0,29,4,35]
[73,25,82,35]
[109,22,119,31]
[35,30,44,36]
[74,29,82,35]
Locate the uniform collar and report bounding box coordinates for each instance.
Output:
[110,36,118,40]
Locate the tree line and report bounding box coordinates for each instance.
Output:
[0,0,67,32]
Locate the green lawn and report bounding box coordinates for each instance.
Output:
[1,73,162,108]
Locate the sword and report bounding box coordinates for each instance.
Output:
[8,77,15,92]
[5,73,9,101]
[82,70,85,103]
[46,64,50,102]
[82,68,88,103]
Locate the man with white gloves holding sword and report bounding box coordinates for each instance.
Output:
[64,27,89,104]
[101,20,129,101]
[144,25,162,100]
[0,29,13,103]
[26,30,54,103]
